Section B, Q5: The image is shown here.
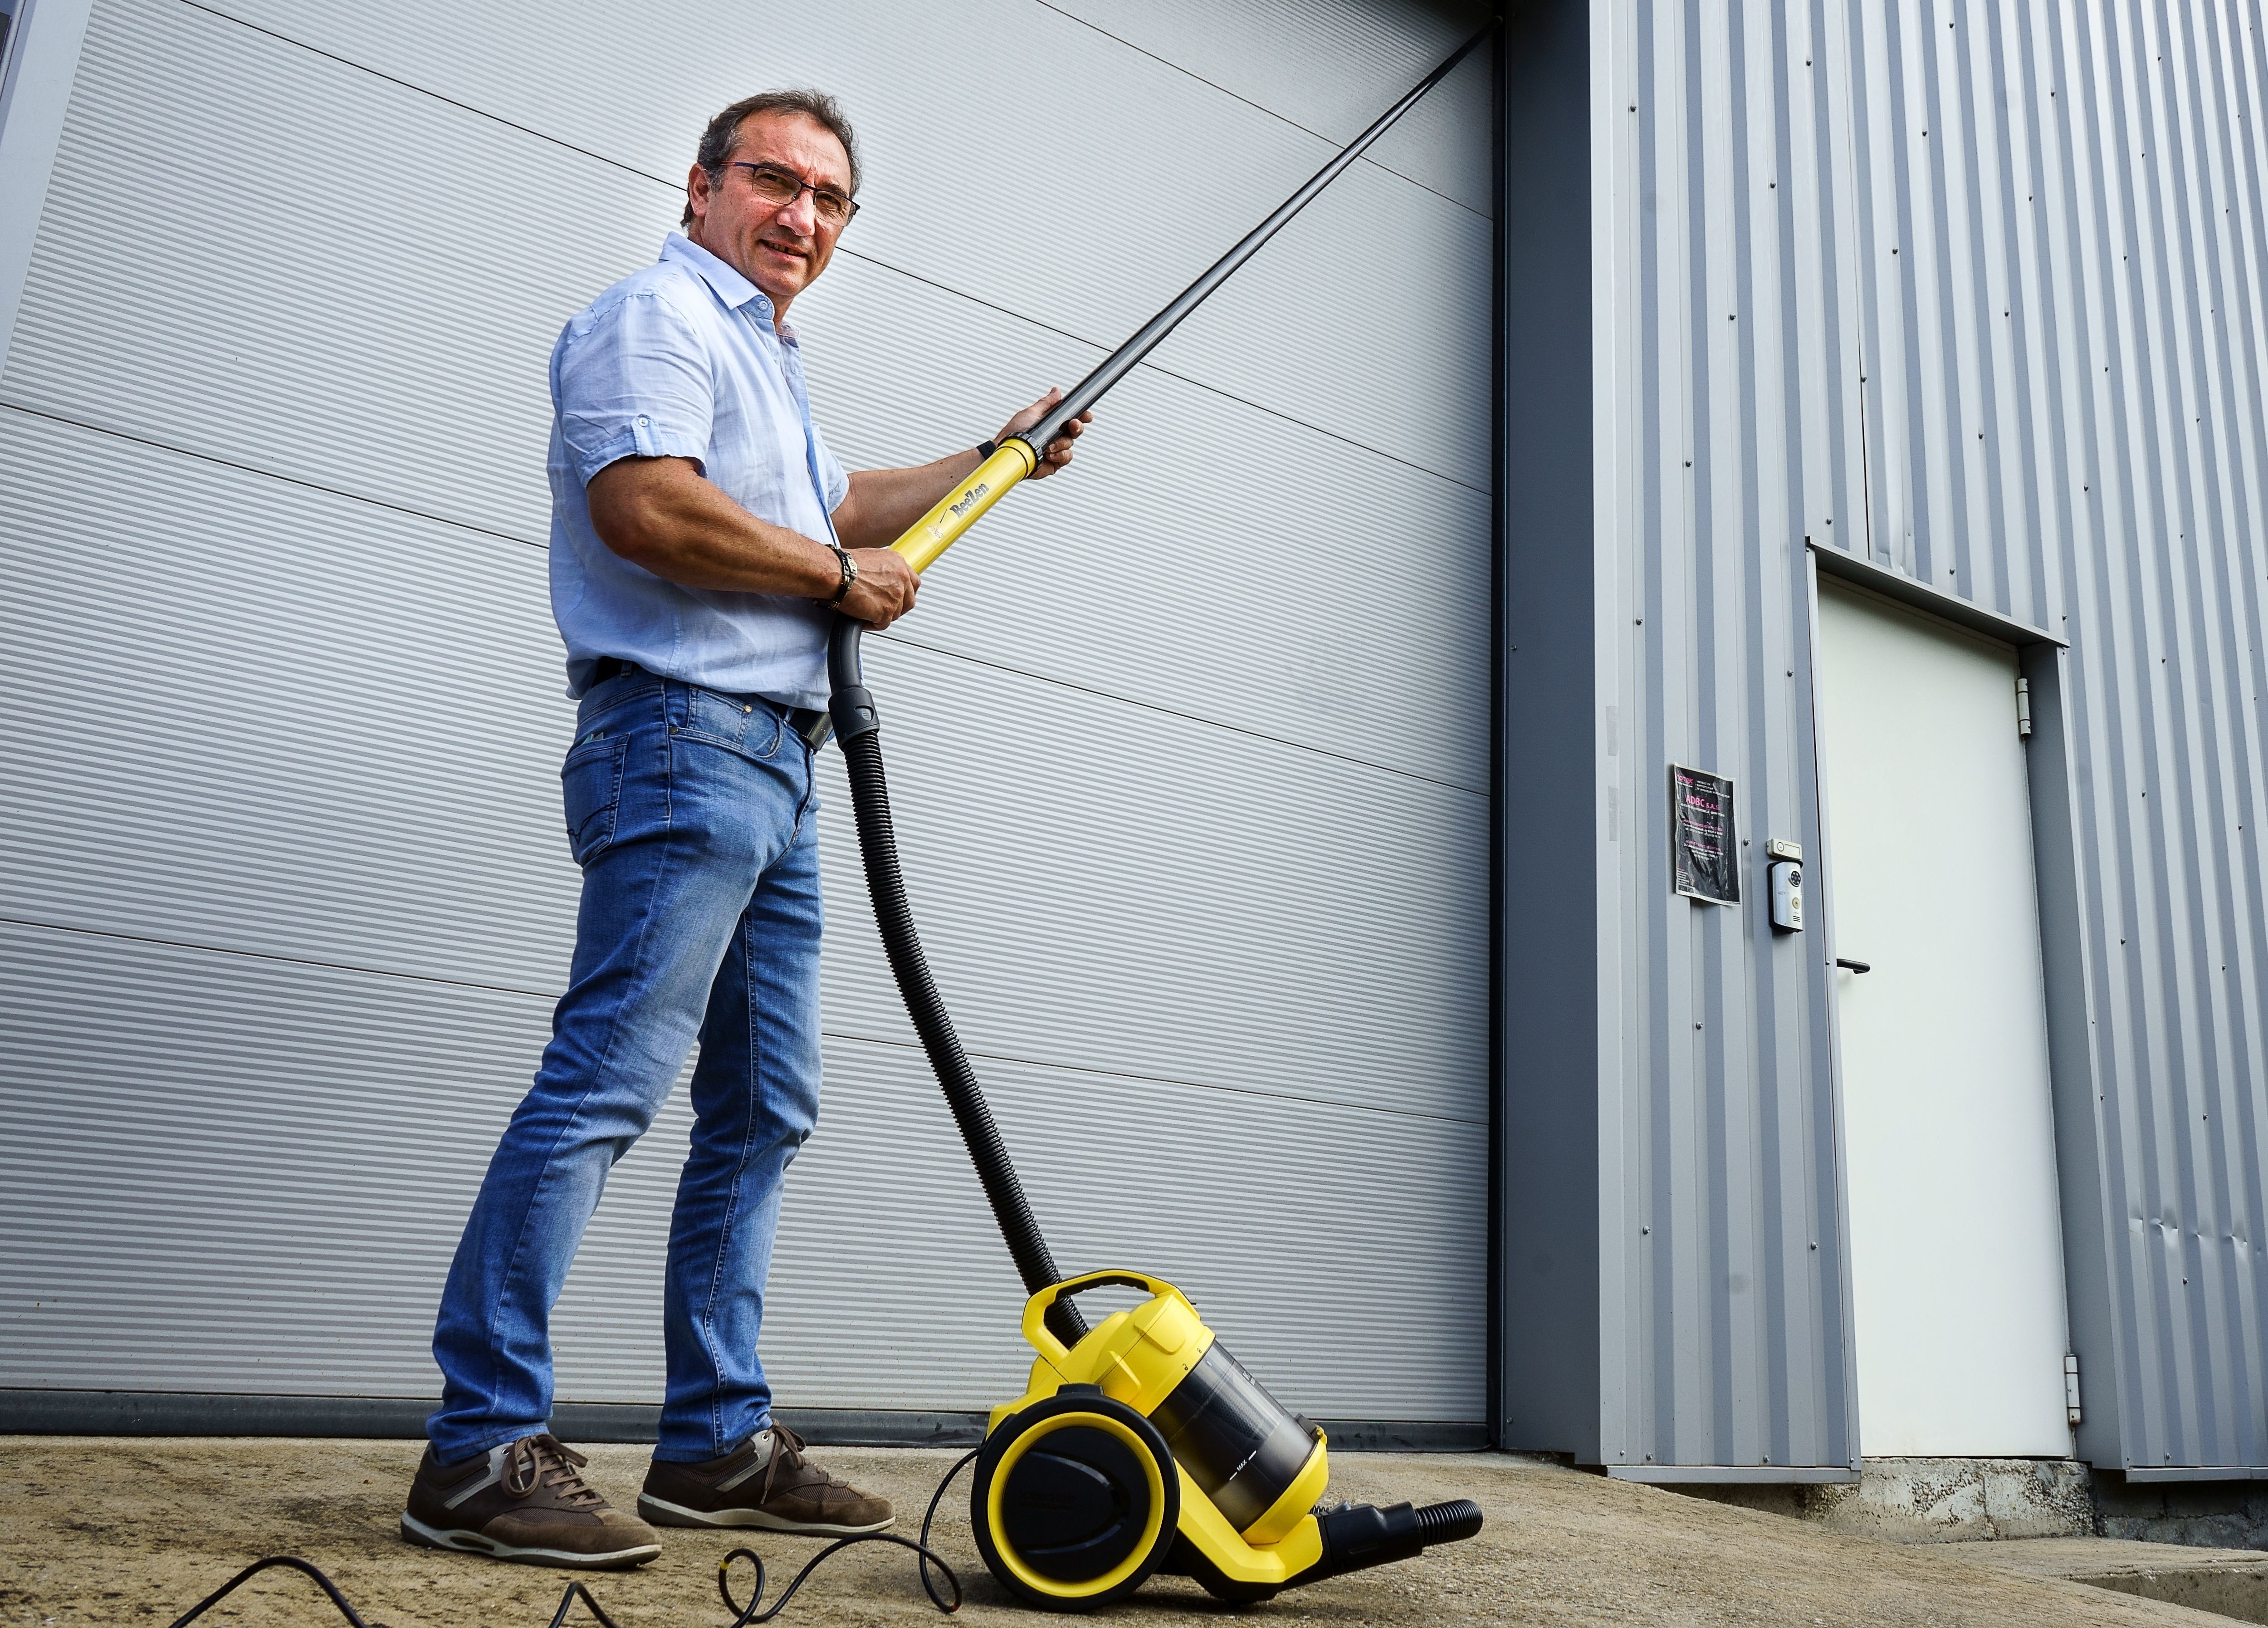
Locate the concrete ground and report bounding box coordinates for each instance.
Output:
[0,1437,2247,1628]
[1964,1538,2268,1624]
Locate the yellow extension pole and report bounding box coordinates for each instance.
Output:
[888,439,1040,574]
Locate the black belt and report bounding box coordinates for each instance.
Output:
[589,657,832,749]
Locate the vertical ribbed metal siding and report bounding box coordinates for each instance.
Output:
[1595,0,1864,1473]
[1604,0,2268,1475]
[1839,0,2268,1474]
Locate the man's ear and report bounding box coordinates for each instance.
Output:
[684,163,712,226]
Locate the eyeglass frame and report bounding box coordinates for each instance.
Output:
[725,161,860,229]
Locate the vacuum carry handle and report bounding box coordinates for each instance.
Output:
[1022,1269,1193,1363]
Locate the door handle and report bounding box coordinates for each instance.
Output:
[1835,957,1872,974]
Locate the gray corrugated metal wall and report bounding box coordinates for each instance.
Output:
[1841,0,2268,1478]
[1594,0,1863,1476]
[0,0,1495,1422]
[1600,0,2268,1476]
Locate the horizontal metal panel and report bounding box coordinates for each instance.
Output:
[71,0,1491,489]
[774,1036,1486,1419]
[1593,0,1865,1473]
[6,0,675,544]
[790,259,1493,793]
[0,921,1484,1418]
[1066,0,1506,216]
[0,1392,994,1447]
[817,637,1490,1123]
[6,0,1491,789]
[1834,0,2268,1476]
[0,408,582,994]
[1608,1464,1857,1485]
[0,409,1486,1120]
[0,922,566,1398]
[1051,0,1496,216]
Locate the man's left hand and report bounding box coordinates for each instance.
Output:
[998,387,1091,481]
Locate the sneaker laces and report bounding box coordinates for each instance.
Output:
[758,1423,850,1503]
[503,1433,607,1509]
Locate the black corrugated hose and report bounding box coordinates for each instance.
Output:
[826,617,1089,1352]
[1417,1499,1486,1544]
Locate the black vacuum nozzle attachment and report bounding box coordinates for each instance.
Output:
[1416,1497,1487,1545]
[1182,1496,1483,1600]
[1294,1497,1486,1585]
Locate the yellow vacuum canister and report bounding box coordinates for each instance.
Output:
[968,1271,1479,1611]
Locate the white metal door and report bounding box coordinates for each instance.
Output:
[1817,579,2070,1457]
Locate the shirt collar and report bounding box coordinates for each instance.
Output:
[660,231,796,339]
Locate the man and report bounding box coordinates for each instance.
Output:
[400,88,1090,1569]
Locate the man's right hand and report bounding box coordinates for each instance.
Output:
[839,547,919,630]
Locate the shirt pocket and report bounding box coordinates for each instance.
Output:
[561,733,631,866]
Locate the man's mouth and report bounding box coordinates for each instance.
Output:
[758,237,810,262]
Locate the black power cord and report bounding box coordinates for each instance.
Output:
[165,1557,386,1628]
[163,1451,981,1628]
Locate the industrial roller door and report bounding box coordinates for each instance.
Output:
[0,0,1494,1427]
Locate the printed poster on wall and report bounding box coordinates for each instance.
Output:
[1671,764,1739,905]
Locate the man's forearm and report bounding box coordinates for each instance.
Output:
[587,455,921,629]
[589,456,838,595]
[831,450,986,549]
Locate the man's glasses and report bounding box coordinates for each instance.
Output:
[728,162,858,230]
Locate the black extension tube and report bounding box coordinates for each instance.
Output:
[828,618,1088,1350]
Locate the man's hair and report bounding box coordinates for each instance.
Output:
[682,89,860,228]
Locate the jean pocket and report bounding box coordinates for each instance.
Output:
[561,733,631,866]
[681,687,786,761]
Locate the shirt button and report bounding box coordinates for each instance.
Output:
[637,415,650,426]
[742,704,752,713]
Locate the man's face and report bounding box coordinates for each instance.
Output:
[686,111,853,311]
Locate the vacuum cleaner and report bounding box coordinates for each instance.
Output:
[824,17,1499,1612]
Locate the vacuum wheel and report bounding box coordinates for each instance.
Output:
[971,1388,1180,1612]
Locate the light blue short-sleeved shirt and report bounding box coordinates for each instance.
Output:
[547,232,850,708]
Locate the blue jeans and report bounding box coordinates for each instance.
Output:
[429,671,823,1463]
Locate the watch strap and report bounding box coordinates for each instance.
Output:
[822,543,857,607]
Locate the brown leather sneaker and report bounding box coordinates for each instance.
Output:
[638,1425,894,1535]
[401,1433,662,1568]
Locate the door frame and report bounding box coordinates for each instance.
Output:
[1802,541,2116,1466]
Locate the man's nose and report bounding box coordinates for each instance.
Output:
[774,188,818,237]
